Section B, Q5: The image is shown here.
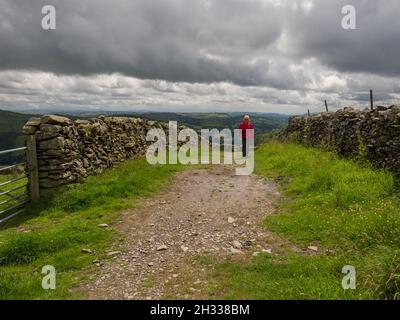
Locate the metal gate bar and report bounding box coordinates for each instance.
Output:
[0,146,30,224]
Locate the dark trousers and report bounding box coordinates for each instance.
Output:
[242,138,247,157]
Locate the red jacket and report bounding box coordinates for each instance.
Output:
[239,121,254,140]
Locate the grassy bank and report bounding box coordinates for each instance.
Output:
[2,141,399,300]
[205,141,400,299]
[0,158,183,299]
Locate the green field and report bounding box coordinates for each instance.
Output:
[54,110,289,135]
[139,112,288,137]
[0,110,37,165]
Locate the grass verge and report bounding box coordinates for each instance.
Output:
[0,157,183,299]
[203,141,400,300]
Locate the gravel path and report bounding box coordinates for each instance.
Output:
[80,166,282,299]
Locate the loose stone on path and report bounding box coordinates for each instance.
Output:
[80,167,279,300]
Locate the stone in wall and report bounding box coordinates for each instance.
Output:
[23,115,179,190]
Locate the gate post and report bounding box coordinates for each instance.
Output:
[26,135,40,200]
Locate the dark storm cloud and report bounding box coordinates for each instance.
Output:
[1,0,399,85]
[0,0,284,86]
[288,0,400,77]
[1,0,400,114]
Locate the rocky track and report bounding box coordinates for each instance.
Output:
[80,166,282,299]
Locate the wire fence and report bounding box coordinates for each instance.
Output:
[305,89,390,116]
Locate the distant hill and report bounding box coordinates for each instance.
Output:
[117,112,289,140]
[0,109,289,164]
[0,110,37,165]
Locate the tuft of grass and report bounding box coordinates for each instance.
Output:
[207,253,366,300]
[0,157,183,299]
[255,142,398,249]
[203,141,400,300]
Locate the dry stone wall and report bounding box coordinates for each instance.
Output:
[22,115,175,190]
[279,105,400,174]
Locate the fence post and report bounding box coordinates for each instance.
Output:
[370,89,374,110]
[26,135,40,201]
[325,100,329,112]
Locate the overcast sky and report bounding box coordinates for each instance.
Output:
[0,0,399,114]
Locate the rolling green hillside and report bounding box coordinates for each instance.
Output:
[0,110,37,165]
[138,112,288,135]
[0,109,288,164]
[51,110,289,134]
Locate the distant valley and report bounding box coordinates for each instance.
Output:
[0,109,289,164]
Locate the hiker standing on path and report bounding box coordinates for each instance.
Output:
[239,115,254,157]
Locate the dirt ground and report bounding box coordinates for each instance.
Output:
[79,166,287,299]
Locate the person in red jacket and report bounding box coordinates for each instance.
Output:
[239,115,254,157]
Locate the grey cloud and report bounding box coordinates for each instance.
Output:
[0,0,284,86]
[2,0,399,86]
[342,92,394,102]
[0,0,399,114]
[287,0,400,77]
